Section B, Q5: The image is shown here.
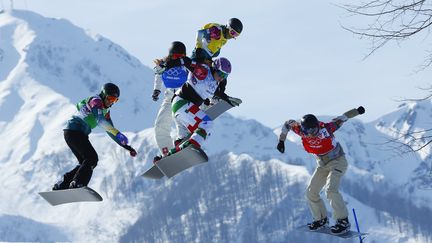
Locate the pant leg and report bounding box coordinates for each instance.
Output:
[58,131,83,188]
[188,108,212,147]
[175,116,190,141]
[154,89,175,155]
[172,97,212,148]
[172,98,191,141]
[306,165,329,221]
[64,130,98,186]
[325,155,348,220]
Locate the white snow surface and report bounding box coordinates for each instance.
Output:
[0,10,431,243]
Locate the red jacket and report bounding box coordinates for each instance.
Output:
[291,121,339,155]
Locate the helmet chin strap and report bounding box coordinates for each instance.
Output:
[100,95,112,108]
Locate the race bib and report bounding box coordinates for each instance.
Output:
[162,66,188,88]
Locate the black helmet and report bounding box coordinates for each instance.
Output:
[228,18,243,34]
[101,82,120,98]
[169,41,186,56]
[301,114,319,135]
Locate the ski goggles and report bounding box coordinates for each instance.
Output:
[171,53,185,59]
[216,70,229,80]
[106,95,119,103]
[301,126,319,136]
[228,27,240,38]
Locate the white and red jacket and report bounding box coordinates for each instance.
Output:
[279,119,345,160]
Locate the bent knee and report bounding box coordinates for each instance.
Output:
[325,190,341,199]
[306,187,321,201]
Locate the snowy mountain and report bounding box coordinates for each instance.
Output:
[1,10,432,243]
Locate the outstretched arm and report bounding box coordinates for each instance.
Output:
[103,113,123,145]
[279,120,297,142]
[277,120,298,153]
[87,99,136,157]
[104,112,137,157]
[94,110,120,139]
[213,80,242,107]
[329,106,366,131]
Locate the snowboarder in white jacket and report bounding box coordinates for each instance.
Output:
[152,41,190,156]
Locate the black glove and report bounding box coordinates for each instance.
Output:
[124,145,137,157]
[204,98,210,106]
[152,89,161,101]
[357,106,365,114]
[227,96,242,107]
[277,141,285,153]
[153,64,166,74]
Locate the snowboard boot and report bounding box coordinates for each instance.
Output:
[307,217,328,231]
[174,138,184,147]
[52,179,69,190]
[69,180,85,189]
[168,139,196,157]
[330,217,351,235]
[153,155,163,164]
[161,147,169,157]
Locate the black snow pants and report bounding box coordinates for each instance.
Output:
[61,130,99,188]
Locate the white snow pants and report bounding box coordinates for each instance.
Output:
[154,89,178,156]
[306,155,348,221]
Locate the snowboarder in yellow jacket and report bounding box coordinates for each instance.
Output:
[192,18,243,64]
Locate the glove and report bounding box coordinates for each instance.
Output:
[130,149,137,157]
[153,64,166,74]
[227,96,242,107]
[277,141,285,153]
[357,106,365,114]
[129,147,137,157]
[204,98,210,106]
[152,89,161,101]
[116,132,128,145]
[123,145,137,157]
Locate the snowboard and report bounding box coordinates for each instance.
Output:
[205,99,236,120]
[142,145,208,179]
[296,225,367,239]
[39,186,103,206]
[142,99,236,179]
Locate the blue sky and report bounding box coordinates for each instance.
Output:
[7,0,432,127]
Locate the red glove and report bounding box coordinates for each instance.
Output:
[129,148,137,157]
[124,145,137,157]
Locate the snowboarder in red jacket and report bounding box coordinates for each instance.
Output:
[277,106,365,235]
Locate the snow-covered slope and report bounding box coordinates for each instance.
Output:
[0,10,431,243]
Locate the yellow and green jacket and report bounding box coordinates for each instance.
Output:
[195,23,228,58]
